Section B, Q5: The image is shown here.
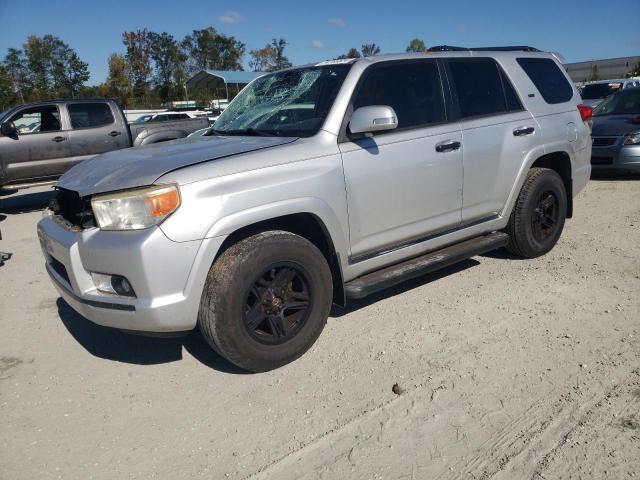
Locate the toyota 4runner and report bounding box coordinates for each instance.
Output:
[37,47,592,371]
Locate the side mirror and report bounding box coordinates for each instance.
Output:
[0,122,18,138]
[349,105,398,135]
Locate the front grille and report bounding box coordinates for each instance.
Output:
[49,188,95,229]
[591,156,613,165]
[49,256,70,285]
[592,137,617,147]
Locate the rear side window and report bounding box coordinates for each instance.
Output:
[352,60,446,130]
[517,58,573,104]
[447,59,521,118]
[68,103,114,129]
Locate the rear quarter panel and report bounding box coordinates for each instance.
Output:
[495,54,591,205]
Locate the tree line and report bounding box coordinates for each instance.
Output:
[0,28,429,110]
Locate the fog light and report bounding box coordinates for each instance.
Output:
[91,272,136,297]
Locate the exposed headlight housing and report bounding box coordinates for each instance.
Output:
[623,131,640,145]
[91,184,180,231]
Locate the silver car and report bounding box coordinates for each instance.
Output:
[37,48,592,371]
[590,87,640,172]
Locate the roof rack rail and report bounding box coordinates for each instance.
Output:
[427,45,541,52]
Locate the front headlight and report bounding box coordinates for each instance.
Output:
[623,131,640,145]
[91,184,181,231]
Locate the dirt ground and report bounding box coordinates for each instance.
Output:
[1,175,639,480]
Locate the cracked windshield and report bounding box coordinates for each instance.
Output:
[213,65,351,137]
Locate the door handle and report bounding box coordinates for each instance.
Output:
[513,126,535,136]
[51,136,66,142]
[435,140,461,153]
[108,131,122,137]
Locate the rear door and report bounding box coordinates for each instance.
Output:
[444,58,537,222]
[0,104,70,183]
[339,59,463,260]
[65,101,128,164]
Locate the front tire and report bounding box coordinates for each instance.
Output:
[198,231,333,372]
[505,167,567,258]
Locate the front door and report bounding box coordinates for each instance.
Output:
[339,60,463,261]
[0,104,70,183]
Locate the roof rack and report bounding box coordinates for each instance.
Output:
[427,45,541,52]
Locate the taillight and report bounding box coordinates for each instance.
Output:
[577,104,593,122]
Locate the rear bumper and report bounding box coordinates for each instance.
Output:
[37,215,224,332]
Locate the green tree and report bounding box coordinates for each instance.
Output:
[361,43,381,57]
[336,48,361,60]
[248,38,292,72]
[3,35,90,103]
[248,46,274,72]
[626,62,640,78]
[181,27,245,74]
[3,48,28,103]
[105,53,131,106]
[406,38,427,53]
[269,38,292,71]
[588,64,600,81]
[49,41,90,97]
[148,32,187,103]
[23,35,53,96]
[0,65,20,110]
[122,29,153,102]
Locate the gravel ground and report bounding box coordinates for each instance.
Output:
[0,175,639,480]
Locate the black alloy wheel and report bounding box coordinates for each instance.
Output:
[243,264,312,345]
[531,191,559,241]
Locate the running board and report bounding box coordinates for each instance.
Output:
[344,231,509,300]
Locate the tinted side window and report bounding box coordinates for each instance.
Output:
[448,59,510,118]
[9,105,61,134]
[517,58,573,104]
[501,69,523,111]
[68,103,114,129]
[353,61,445,130]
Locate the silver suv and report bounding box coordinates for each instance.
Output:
[37,47,592,371]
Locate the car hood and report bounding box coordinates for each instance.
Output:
[57,135,297,197]
[591,114,640,136]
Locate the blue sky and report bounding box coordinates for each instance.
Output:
[1,0,638,85]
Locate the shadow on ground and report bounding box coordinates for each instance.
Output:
[56,299,248,374]
[0,188,56,214]
[56,259,482,373]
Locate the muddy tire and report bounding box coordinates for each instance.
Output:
[505,167,567,258]
[198,231,333,372]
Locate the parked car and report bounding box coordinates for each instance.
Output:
[0,98,209,187]
[590,86,640,172]
[579,78,640,108]
[131,114,153,124]
[37,48,591,371]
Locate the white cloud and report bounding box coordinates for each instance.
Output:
[219,11,242,24]
[311,40,329,50]
[328,17,346,28]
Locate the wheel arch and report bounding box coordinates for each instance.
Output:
[214,212,346,307]
[530,151,573,218]
[135,130,186,146]
[503,148,574,221]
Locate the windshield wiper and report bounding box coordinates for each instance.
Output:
[214,128,279,137]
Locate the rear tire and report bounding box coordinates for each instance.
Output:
[198,231,333,372]
[505,167,567,258]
